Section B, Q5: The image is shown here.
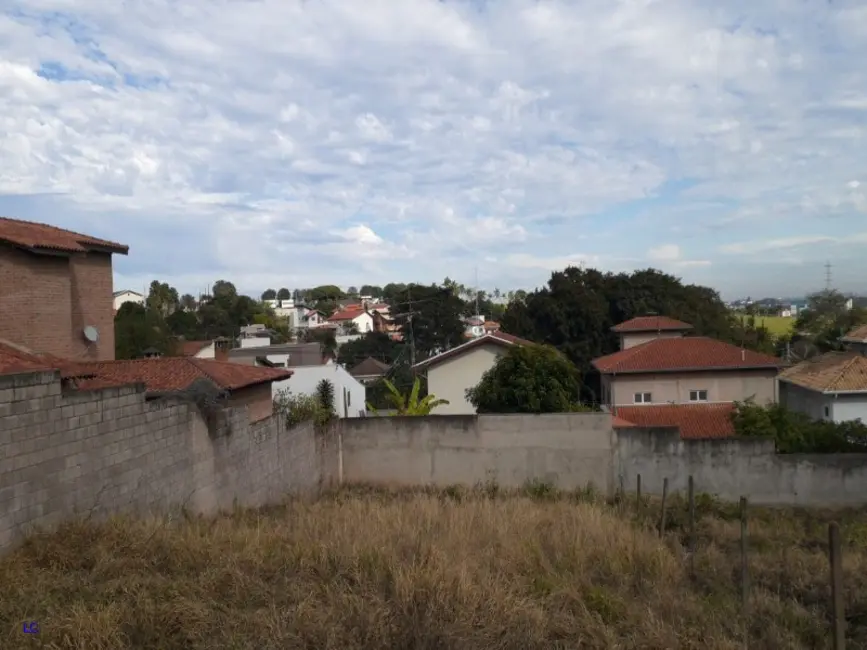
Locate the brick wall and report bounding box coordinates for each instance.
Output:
[0,372,323,553]
[0,245,116,360]
[227,383,274,423]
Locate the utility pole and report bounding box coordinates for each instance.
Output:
[474,265,480,318]
[406,287,416,370]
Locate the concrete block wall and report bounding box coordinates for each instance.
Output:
[0,371,322,552]
[615,428,867,507]
[339,413,617,492]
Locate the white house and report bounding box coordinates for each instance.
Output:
[778,351,867,423]
[412,332,531,415]
[271,364,367,418]
[327,307,374,334]
[113,289,144,312]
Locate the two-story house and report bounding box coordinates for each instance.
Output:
[593,316,785,438]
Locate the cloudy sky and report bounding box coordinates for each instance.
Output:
[1,0,866,300]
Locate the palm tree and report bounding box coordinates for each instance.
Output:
[367,377,449,416]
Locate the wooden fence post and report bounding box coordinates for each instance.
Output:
[659,478,668,538]
[829,521,846,649]
[636,474,642,511]
[688,475,696,576]
[740,497,749,612]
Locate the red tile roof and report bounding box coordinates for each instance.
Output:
[842,324,867,343]
[413,331,535,371]
[592,337,784,374]
[613,403,736,439]
[69,357,291,393]
[779,351,867,393]
[611,316,693,333]
[328,307,367,321]
[0,340,55,375]
[0,216,128,255]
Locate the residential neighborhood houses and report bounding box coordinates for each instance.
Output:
[2,215,867,440]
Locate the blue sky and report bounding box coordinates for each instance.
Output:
[1,0,866,300]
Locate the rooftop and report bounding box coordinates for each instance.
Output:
[611,316,693,333]
[328,307,367,321]
[0,216,128,255]
[349,356,391,377]
[779,351,867,393]
[174,340,212,357]
[413,331,534,371]
[842,324,867,343]
[592,337,784,374]
[70,357,291,393]
[613,403,736,439]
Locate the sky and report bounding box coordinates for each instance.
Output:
[1,1,866,301]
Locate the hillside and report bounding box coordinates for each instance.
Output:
[1,485,866,649]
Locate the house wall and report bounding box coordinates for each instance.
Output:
[620,331,684,350]
[426,343,504,415]
[337,414,867,507]
[271,364,367,418]
[227,383,274,423]
[0,371,325,553]
[779,381,830,421]
[112,292,144,312]
[0,245,116,361]
[830,394,867,423]
[609,369,778,406]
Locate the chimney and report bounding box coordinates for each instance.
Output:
[214,338,230,362]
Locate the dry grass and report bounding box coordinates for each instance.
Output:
[2,483,867,649]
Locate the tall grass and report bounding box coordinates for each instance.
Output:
[1,483,866,649]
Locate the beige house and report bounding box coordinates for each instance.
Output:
[413,332,531,415]
[596,316,786,438]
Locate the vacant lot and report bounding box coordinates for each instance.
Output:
[737,314,795,337]
[2,484,866,649]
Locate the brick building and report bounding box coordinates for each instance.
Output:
[0,216,128,361]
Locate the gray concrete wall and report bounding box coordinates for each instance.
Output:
[614,428,867,507]
[0,371,322,552]
[340,413,616,491]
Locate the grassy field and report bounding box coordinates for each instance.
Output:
[737,314,795,337]
[2,484,867,649]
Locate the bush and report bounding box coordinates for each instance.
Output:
[273,388,333,429]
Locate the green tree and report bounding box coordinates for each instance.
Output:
[165,309,200,340]
[367,377,448,416]
[315,379,337,418]
[146,280,179,318]
[308,285,344,302]
[337,332,401,367]
[466,344,589,413]
[261,288,277,301]
[388,283,465,361]
[179,293,197,312]
[795,290,867,352]
[277,287,291,300]
[114,302,171,359]
[360,284,383,298]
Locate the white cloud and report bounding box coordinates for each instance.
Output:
[0,0,865,298]
[720,233,867,255]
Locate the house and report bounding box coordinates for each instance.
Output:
[327,306,374,334]
[412,331,533,415]
[172,338,231,360]
[594,316,786,438]
[349,356,391,384]
[0,216,128,361]
[113,289,144,312]
[841,324,867,356]
[228,341,366,417]
[464,316,500,339]
[371,310,402,340]
[778,351,867,423]
[0,339,290,423]
[611,315,693,350]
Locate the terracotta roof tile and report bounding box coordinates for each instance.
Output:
[592,337,784,374]
[779,351,867,393]
[0,340,55,375]
[0,216,128,255]
[611,316,693,333]
[349,356,391,377]
[613,403,736,439]
[328,307,367,321]
[68,357,291,393]
[842,324,867,342]
[413,331,534,371]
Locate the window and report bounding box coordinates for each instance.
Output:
[824,406,830,418]
[689,390,708,402]
[633,392,652,404]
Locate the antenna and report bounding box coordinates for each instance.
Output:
[824,261,833,291]
[474,265,480,319]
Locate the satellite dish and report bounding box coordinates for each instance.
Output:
[83,326,100,343]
